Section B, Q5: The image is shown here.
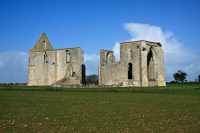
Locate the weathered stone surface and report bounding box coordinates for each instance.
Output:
[52,77,81,87]
[99,40,166,87]
[28,33,85,86]
[28,34,165,87]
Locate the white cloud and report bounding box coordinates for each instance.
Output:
[0,51,28,83]
[112,41,120,61]
[124,23,167,44]
[85,53,99,62]
[84,53,99,75]
[113,22,200,81]
[0,60,6,68]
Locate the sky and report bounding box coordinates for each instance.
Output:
[0,0,200,83]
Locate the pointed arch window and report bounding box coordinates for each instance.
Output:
[106,52,112,64]
[66,50,71,63]
[44,52,48,63]
[147,47,155,80]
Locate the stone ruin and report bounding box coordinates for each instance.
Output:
[28,33,85,86]
[99,40,166,87]
[28,33,166,87]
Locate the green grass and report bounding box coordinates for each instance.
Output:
[0,83,200,132]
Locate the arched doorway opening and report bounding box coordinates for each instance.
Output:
[128,62,133,79]
[81,64,86,84]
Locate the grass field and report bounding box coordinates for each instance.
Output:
[0,83,200,132]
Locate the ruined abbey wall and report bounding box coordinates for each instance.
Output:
[28,33,165,87]
[28,33,85,86]
[99,40,166,87]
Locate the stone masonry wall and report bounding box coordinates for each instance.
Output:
[99,40,166,87]
[28,33,84,86]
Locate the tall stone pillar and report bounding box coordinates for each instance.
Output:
[157,49,166,86]
[141,51,148,87]
[140,41,148,87]
[98,64,101,85]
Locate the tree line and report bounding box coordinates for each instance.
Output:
[173,70,200,83]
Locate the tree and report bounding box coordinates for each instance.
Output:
[173,70,188,82]
[198,74,200,82]
[86,74,98,84]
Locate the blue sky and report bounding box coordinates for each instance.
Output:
[0,0,200,82]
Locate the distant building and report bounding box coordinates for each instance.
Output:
[99,40,166,87]
[28,33,85,86]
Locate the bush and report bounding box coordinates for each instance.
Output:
[86,75,98,85]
